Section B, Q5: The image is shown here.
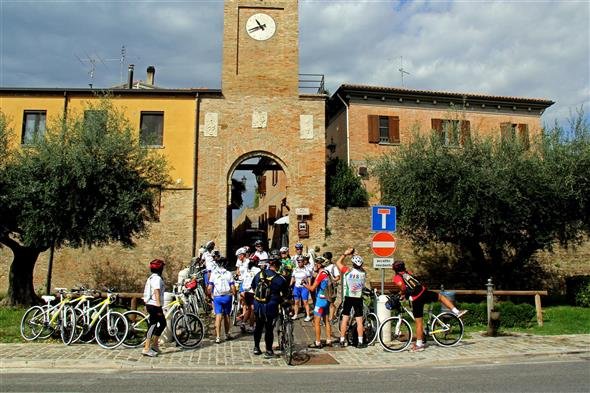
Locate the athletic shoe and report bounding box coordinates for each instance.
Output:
[151,347,162,354]
[291,315,298,320]
[264,350,275,358]
[337,340,347,348]
[225,334,233,341]
[304,315,312,322]
[253,347,262,355]
[215,337,221,344]
[307,342,323,349]
[410,343,425,352]
[142,348,158,357]
[324,341,333,347]
[456,310,468,318]
[356,342,368,349]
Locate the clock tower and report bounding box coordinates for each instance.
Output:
[222,0,299,97]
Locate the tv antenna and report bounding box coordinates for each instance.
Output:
[75,52,108,88]
[398,56,410,87]
[102,45,140,85]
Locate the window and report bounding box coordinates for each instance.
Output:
[368,115,400,144]
[140,112,164,146]
[84,110,107,134]
[22,110,46,144]
[431,118,470,146]
[500,122,529,148]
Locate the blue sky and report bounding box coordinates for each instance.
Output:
[1,0,589,127]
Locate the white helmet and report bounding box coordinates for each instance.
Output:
[235,247,246,256]
[279,246,289,253]
[351,255,364,267]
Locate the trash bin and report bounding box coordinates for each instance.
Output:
[160,292,176,343]
[377,295,391,339]
[440,290,455,312]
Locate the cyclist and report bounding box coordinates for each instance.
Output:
[290,242,305,264]
[290,255,312,321]
[253,240,269,268]
[142,258,166,357]
[278,246,294,281]
[240,255,261,333]
[208,257,237,344]
[322,251,341,322]
[202,240,217,287]
[251,256,290,358]
[303,256,333,348]
[392,260,467,352]
[234,247,249,324]
[335,247,367,348]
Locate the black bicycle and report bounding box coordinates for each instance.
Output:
[276,304,295,365]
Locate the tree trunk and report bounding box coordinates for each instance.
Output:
[1,236,43,306]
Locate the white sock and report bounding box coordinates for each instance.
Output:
[358,336,363,344]
[452,307,460,315]
[416,339,423,346]
[340,337,345,343]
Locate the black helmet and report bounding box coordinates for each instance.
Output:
[269,249,280,260]
[212,250,221,259]
[205,240,215,251]
[393,261,406,273]
[254,240,264,247]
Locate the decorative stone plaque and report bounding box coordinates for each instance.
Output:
[252,111,268,128]
[300,114,314,139]
[204,112,218,137]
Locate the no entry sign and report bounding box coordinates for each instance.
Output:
[371,232,397,257]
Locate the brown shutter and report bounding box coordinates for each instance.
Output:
[258,175,267,196]
[460,120,471,145]
[388,116,400,143]
[368,115,379,143]
[431,118,443,132]
[518,124,530,149]
[500,122,511,141]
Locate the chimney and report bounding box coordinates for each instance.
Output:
[127,64,134,89]
[146,66,156,86]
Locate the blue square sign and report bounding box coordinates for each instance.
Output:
[371,206,396,232]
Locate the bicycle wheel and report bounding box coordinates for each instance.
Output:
[172,312,204,349]
[122,310,148,348]
[378,316,412,352]
[364,313,379,346]
[282,321,295,365]
[431,312,464,347]
[231,296,241,326]
[70,308,86,343]
[60,306,77,345]
[20,306,45,341]
[95,312,128,349]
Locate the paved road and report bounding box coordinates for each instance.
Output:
[2,356,589,392]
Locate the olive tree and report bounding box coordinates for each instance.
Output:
[372,111,590,289]
[0,101,169,306]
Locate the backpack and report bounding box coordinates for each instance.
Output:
[253,270,273,303]
[324,271,338,302]
[401,271,424,297]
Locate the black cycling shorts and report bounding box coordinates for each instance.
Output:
[411,290,439,318]
[341,297,364,318]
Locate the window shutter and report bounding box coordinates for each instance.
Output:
[500,122,512,141]
[460,120,471,145]
[431,118,443,132]
[388,116,400,143]
[518,124,530,149]
[368,115,379,143]
[258,175,267,196]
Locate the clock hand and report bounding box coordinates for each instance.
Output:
[256,19,266,31]
[248,25,262,33]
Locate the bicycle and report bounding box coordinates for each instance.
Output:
[377,293,464,352]
[122,287,205,349]
[230,279,243,326]
[20,288,78,345]
[276,303,295,365]
[70,288,129,349]
[333,287,379,346]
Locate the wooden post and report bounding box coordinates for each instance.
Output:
[130,296,138,311]
[535,293,543,326]
[486,278,494,325]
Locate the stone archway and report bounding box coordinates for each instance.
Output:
[226,151,290,264]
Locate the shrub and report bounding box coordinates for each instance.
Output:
[574,279,590,307]
[496,302,536,327]
[89,259,143,292]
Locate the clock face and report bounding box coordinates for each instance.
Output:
[245,13,276,41]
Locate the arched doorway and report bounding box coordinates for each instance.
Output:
[227,152,289,265]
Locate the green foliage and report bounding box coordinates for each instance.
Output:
[573,277,590,307]
[231,178,246,209]
[496,302,536,328]
[326,158,368,208]
[89,259,144,293]
[3,100,170,249]
[0,307,26,343]
[372,109,590,289]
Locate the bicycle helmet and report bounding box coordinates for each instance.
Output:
[235,247,246,256]
[294,242,304,250]
[392,261,406,273]
[322,251,333,261]
[212,250,221,258]
[351,255,364,267]
[205,240,215,251]
[269,249,280,260]
[254,240,264,247]
[296,255,304,262]
[279,246,289,253]
[149,259,165,270]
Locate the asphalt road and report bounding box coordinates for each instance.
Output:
[2,356,589,393]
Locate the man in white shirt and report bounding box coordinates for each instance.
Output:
[253,240,269,269]
[208,258,236,344]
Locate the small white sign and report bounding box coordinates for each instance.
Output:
[373,257,394,269]
[295,207,310,216]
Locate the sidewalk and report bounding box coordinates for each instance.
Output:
[2,318,589,371]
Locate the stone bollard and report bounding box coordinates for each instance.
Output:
[486,278,494,325]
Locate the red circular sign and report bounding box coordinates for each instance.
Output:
[371,232,397,257]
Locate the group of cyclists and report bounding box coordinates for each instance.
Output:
[141,239,467,357]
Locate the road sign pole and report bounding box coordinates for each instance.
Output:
[381,269,384,294]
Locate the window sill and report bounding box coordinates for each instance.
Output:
[378,142,400,146]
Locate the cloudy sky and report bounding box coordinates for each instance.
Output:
[1,0,588,126]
